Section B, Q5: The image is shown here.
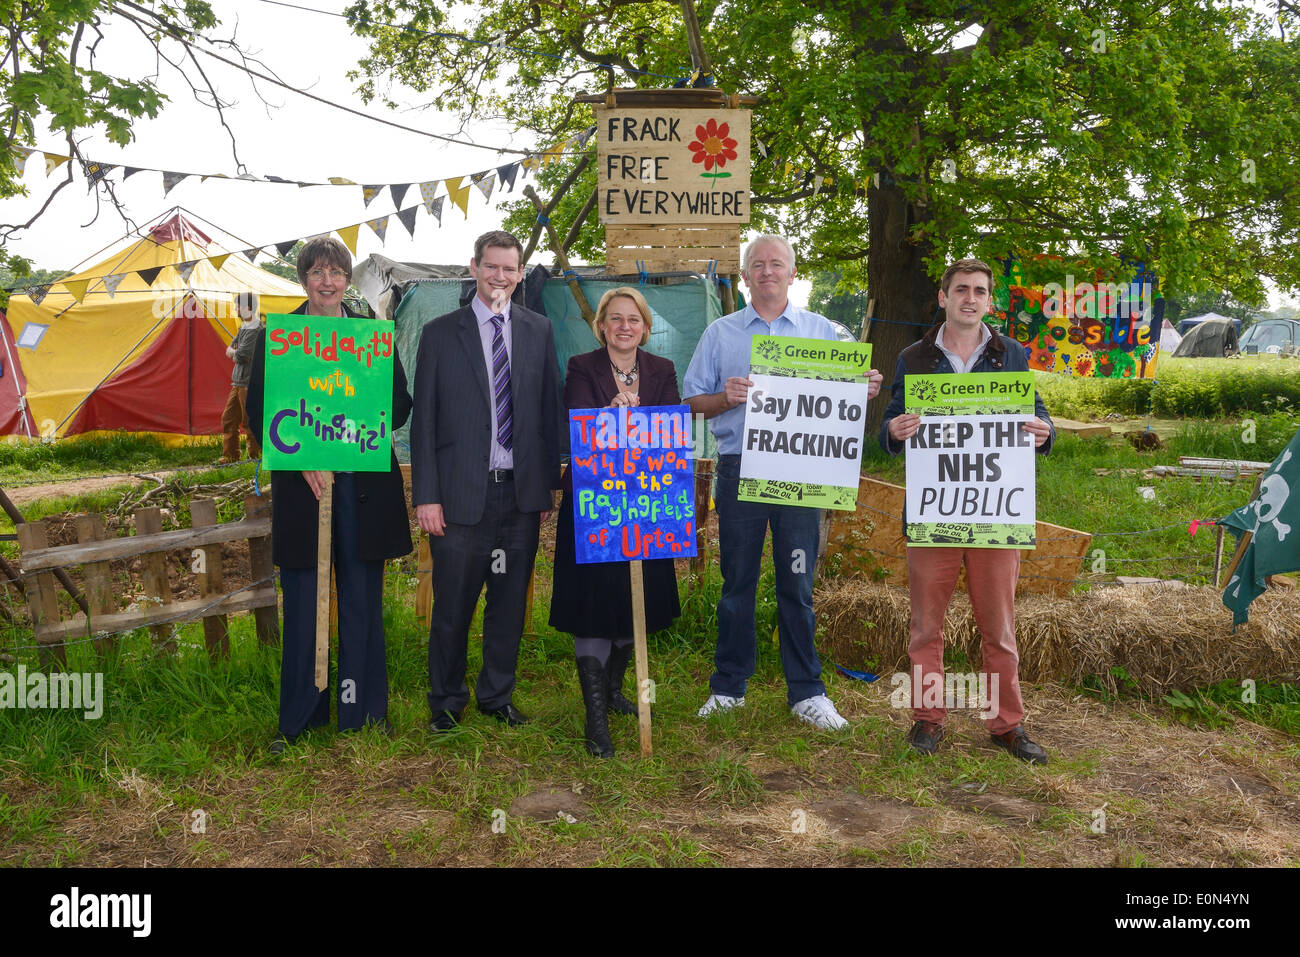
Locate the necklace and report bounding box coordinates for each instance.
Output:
[610,357,639,385]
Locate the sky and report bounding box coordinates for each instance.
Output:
[0,0,812,305]
[0,0,1291,310]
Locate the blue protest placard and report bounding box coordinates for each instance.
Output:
[569,405,697,564]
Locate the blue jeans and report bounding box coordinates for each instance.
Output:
[710,455,825,705]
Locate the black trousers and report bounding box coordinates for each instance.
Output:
[427,477,541,714]
[279,473,388,736]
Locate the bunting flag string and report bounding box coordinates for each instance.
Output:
[174,261,198,285]
[443,176,471,218]
[337,224,360,255]
[102,273,126,298]
[62,279,90,304]
[7,126,595,201]
[137,267,163,288]
[26,284,51,306]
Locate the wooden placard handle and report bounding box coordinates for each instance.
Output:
[629,559,652,758]
[314,473,334,692]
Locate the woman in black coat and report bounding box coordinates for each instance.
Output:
[246,237,412,753]
[550,286,682,757]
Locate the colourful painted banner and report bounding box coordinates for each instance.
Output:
[739,335,873,510]
[904,373,1037,548]
[261,314,395,471]
[569,405,697,563]
[992,264,1165,379]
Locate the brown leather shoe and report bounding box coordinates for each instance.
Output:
[991,726,1048,765]
[905,720,944,755]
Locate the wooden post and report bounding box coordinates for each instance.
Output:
[0,486,88,615]
[134,507,175,655]
[690,458,714,580]
[524,567,537,637]
[1212,524,1227,588]
[523,184,596,322]
[415,536,433,631]
[16,520,64,667]
[314,473,334,692]
[75,513,114,655]
[629,560,652,758]
[190,499,230,660]
[244,494,280,645]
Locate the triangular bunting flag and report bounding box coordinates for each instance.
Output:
[241,247,261,262]
[137,266,163,287]
[162,170,189,195]
[365,216,389,243]
[337,224,360,255]
[84,161,115,189]
[102,273,126,298]
[44,153,70,177]
[12,145,33,176]
[328,176,357,186]
[419,180,440,212]
[542,145,564,166]
[521,155,540,174]
[471,170,495,202]
[756,139,768,159]
[62,279,90,304]
[812,174,824,197]
[443,176,471,218]
[427,195,445,225]
[496,163,519,192]
[396,205,419,238]
[122,166,145,180]
[209,253,230,271]
[389,183,411,208]
[275,240,297,259]
[575,126,595,147]
[26,283,51,306]
[175,260,197,285]
[265,175,293,184]
[361,185,383,207]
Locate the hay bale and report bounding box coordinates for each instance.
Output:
[816,578,1300,695]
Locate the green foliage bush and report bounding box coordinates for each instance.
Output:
[1034,357,1300,420]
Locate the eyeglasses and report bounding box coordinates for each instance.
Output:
[307,268,348,282]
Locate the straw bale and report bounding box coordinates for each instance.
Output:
[817,578,1300,696]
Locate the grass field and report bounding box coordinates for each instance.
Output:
[0,367,1297,867]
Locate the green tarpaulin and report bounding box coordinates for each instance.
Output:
[390,274,723,464]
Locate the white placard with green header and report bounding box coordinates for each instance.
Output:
[903,372,1038,548]
[738,335,872,510]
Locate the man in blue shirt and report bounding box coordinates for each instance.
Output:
[683,234,882,729]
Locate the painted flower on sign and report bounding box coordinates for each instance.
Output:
[688,118,739,172]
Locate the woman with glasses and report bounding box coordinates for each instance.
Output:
[247,237,413,753]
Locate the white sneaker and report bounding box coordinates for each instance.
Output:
[698,693,745,717]
[791,694,849,730]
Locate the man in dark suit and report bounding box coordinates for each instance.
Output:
[411,230,563,731]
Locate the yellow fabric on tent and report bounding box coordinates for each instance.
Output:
[7,217,306,439]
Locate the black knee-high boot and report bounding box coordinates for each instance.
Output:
[606,642,639,717]
[576,656,614,758]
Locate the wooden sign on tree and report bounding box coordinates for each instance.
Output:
[596,102,750,274]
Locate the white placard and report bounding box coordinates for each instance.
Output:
[904,414,1037,547]
[739,374,869,489]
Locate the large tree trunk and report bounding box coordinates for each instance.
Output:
[864,179,940,442]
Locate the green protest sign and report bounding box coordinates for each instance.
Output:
[261,314,396,472]
[738,335,872,510]
[904,371,1035,415]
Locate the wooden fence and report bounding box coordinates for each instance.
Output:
[15,495,279,663]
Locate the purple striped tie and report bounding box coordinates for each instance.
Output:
[490,313,512,450]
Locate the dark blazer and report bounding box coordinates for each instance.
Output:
[246,302,414,568]
[410,302,563,523]
[879,324,1055,457]
[562,346,681,481]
